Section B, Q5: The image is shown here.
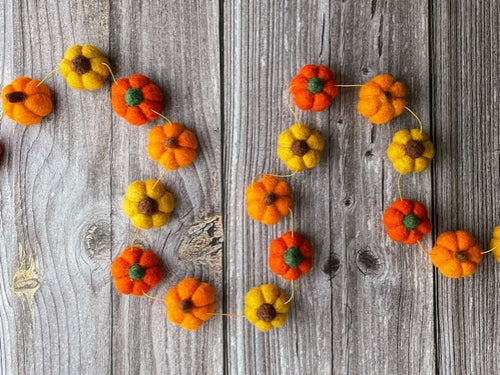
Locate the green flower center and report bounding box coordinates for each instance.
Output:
[402,214,419,230]
[128,264,145,280]
[125,88,144,107]
[284,246,303,268]
[307,77,325,94]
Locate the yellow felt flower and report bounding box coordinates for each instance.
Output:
[387,129,435,174]
[489,225,500,263]
[122,180,175,230]
[244,284,289,331]
[277,123,324,172]
[60,45,110,90]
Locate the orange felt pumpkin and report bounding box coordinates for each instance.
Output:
[110,246,163,296]
[148,122,198,170]
[245,175,293,225]
[290,64,338,111]
[1,77,53,125]
[269,231,313,281]
[111,74,163,126]
[357,74,407,124]
[383,199,431,244]
[430,231,483,278]
[165,278,215,330]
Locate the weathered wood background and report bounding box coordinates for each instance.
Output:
[0,0,498,374]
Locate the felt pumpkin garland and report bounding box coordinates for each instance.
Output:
[4,45,498,336]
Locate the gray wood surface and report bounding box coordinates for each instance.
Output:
[0,0,498,374]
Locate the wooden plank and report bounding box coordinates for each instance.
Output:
[109,0,223,374]
[0,1,113,374]
[224,0,435,373]
[431,1,500,373]
[328,1,435,373]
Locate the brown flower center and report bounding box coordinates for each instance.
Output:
[383,90,392,101]
[71,55,91,75]
[264,192,278,206]
[291,140,309,157]
[5,91,27,103]
[455,251,469,262]
[165,137,178,148]
[137,196,158,216]
[179,299,194,313]
[405,140,425,159]
[256,303,277,322]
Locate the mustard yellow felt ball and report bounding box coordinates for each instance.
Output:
[122,180,175,230]
[244,284,289,332]
[489,225,500,263]
[60,45,110,90]
[277,123,324,172]
[387,128,434,174]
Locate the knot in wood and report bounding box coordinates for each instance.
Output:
[256,303,276,322]
[71,55,91,74]
[405,140,425,159]
[138,196,158,216]
[291,140,309,156]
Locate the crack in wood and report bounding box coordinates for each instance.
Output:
[11,243,40,306]
[177,215,223,276]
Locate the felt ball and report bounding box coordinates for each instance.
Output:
[111,74,163,126]
[269,231,313,280]
[383,199,431,244]
[165,278,215,330]
[244,284,289,332]
[122,180,175,230]
[387,129,435,174]
[489,225,500,262]
[290,64,338,111]
[357,74,406,124]
[1,77,53,125]
[277,123,324,172]
[148,122,198,170]
[430,231,483,278]
[110,246,162,296]
[60,45,110,90]
[245,175,293,225]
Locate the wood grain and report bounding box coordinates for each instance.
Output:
[431,1,500,374]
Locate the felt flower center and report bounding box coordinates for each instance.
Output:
[179,299,194,313]
[284,246,303,268]
[256,303,277,322]
[402,214,419,230]
[307,77,324,94]
[125,88,144,107]
[405,140,424,159]
[128,263,145,280]
[71,55,91,75]
[138,196,158,216]
[264,192,278,206]
[455,250,469,262]
[291,140,309,157]
[5,91,27,103]
[382,90,393,101]
[165,137,178,148]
